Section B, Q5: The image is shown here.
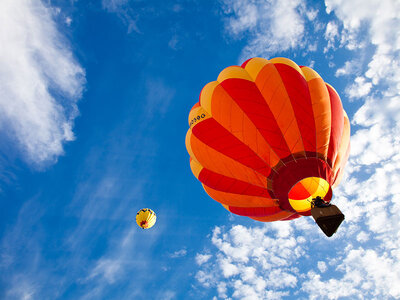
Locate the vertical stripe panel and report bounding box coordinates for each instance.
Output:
[253,63,305,157]
[302,67,332,159]
[326,84,344,167]
[200,83,281,169]
[274,63,316,153]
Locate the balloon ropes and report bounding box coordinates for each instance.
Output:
[185,57,350,236]
[136,208,157,229]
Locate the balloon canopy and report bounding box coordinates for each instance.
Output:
[186,57,350,222]
[136,208,157,229]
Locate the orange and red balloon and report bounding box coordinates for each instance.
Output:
[186,57,350,222]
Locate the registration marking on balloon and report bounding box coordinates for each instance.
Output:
[188,106,211,129]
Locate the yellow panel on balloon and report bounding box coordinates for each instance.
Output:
[288,177,330,213]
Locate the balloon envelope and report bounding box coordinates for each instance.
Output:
[136,208,156,229]
[186,57,350,222]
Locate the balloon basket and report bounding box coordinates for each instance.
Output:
[311,205,344,237]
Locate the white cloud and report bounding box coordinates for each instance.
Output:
[102,0,128,11]
[101,0,140,33]
[169,249,187,258]
[346,76,373,99]
[0,0,85,167]
[335,60,361,77]
[87,258,122,284]
[324,21,339,53]
[196,253,212,265]
[220,0,308,60]
[305,8,318,21]
[65,17,72,26]
[195,224,308,299]
[5,278,36,300]
[326,0,400,86]
[159,290,176,300]
[317,261,327,273]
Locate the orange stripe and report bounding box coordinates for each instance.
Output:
[332,145,350,188]
[326,83,344,167]
[203,184,277,207]
[302,67,331,159]
[275,64,316,153]
[332,112,350,188]
[189,157,203,179]
[333,111,350,175]
[187,129,268,189]
[254,63,305,157]
[191,118,271,177]
[201,83,280,169]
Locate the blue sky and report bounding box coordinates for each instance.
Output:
[1,0,400,299]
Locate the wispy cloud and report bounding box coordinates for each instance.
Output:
[169,249,187,258]
[0,0,85,167]
[145,78,175,118]
[102,0,140,33]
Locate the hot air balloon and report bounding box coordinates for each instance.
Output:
[136,208,156,229]
[185,57,350,237]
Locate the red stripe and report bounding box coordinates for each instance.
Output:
[228,205,281,217]
[276,64,316,152]
[281,213,302,221]
[333,145,350,185]
[288,181,311,200]
[326,84,344,168]
[192,118,271,177]
[198,168,271,196]
[241,58,252,68]
[220,78,291,158]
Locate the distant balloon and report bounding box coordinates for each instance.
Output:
[186,57,350,225]
[136,208,156,229]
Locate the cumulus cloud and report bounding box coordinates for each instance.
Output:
[317,261,327,273]
[335,60,361,77]
[197,1,400,298]
[195,254,212,265]
[326,0,400,86]
[345,77,373,99]
[220,0,308,60]
[195,224,308,299]
[323,21,339,53]
[0,0,85,167]
[196,215,400,299]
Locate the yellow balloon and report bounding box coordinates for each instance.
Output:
[136,208,156,229]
